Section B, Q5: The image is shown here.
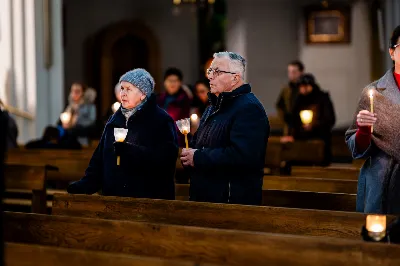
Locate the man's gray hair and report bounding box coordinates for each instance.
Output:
[213,51,246,78]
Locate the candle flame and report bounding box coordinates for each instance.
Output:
[369,89,373,98]
[60,112,71,124]
[366,215,386,233]
[190,113,198,121]
[300,110,313,125]
[112,102,121,113]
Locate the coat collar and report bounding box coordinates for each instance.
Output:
[107,93,157,128]
[377,68,400,104]
[208,83,251,107]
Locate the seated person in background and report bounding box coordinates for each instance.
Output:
[288,74,336,165]
[276,60,304,135]
[192,79,210,117]
[25,126,81,150]
[67,68,178,199]
[60,82,97,143]
[157,67,191,147]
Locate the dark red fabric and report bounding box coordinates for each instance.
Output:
[355,121,372,153]
[157,88,192,147]
[394,72,400,89]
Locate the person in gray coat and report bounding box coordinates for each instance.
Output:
[345,25,400,214]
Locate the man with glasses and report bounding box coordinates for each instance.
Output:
[180,51,270,205]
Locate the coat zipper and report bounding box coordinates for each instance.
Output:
[228,182,231,203]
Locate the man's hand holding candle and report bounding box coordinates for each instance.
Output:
[181,148,197,167]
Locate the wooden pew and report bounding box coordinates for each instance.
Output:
[263,175,357,194]
[290,165,360,180]
[5,243,218,266]
[266,137,325,171]
[175,184,356,211]
[5,212,400,266]
[6,149,92,182]
[4,164,48,213]
[53,194,368,239]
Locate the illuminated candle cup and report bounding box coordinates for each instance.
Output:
[112,102,121,113]
[60,112,71,124]
[300,110,313,125]
[114,128,128,165]
[366,215,386,241]
[176,118,190,148]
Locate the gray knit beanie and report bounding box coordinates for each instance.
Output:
[119,68,155,98]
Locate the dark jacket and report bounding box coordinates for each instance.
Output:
[292,88,335,165]
[157,88,191,147]
[276,82,298,134]
[189,84,270,205]
[67,94,179,199]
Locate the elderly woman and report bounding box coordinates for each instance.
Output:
[68,69,179,199]
[346,25,400,214]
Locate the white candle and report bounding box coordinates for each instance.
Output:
[300,110,313,125]
[112,102,121,113]
[60,112,71,124]
[190,113,198,122]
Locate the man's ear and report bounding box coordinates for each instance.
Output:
[140,95,146,101]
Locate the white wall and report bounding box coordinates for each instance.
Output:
[227,0,372,128]
[0,0,64,143]
[227,0,300,115]
[64,0,198,90]
[299,1,371,128]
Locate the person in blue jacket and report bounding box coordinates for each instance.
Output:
[68,68,179,199]
[180,52,270,205]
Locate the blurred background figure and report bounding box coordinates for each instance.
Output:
[192,79,210,118]
[59,82,97,145]
[276,60,304,135]
[290,74,336,165]
[25,126,81,150]
[157,67,192,147]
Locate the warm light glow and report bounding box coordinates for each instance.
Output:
[60,112,71,124]
[208,0,215,4]
[173,0,181,5]
[366,215,386,241]
[112,102,121,113]
[300,110,313,125]
[114,128,128,142]
[190,113,198,121]
[182,126,189,134]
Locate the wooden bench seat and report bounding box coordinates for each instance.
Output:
[175,184,356,211]
[5,243,218,266]
[263,175,357,193]
[291,165,359,180]
[4,164,48,213]
[53,194,370,239]
[5,212,400,266]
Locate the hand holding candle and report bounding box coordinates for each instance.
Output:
[176,118,190,148]
[114,128,128,165]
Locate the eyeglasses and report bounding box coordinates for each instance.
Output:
[207,67,237,77]
[393,43,400,49]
